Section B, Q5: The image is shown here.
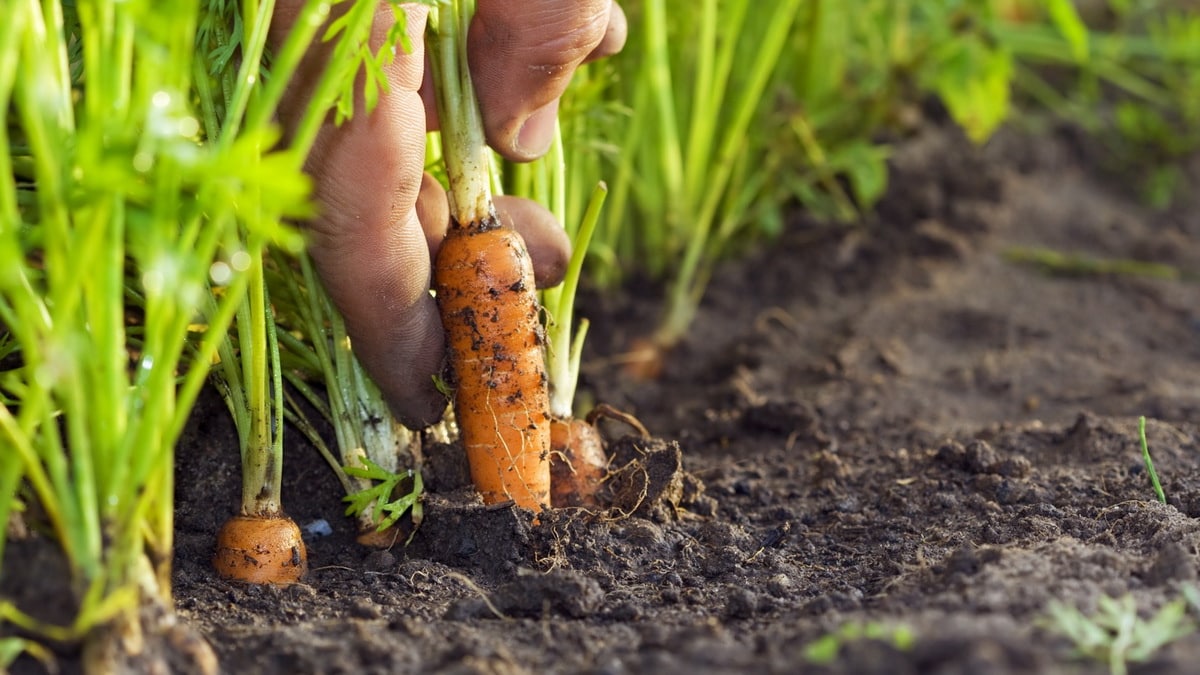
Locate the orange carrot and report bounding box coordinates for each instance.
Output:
[435,220,552,510]
[549,404,647,508]
[549,417,606,508]
[622,336,669,381]
[213,514,307,585]
[428,3,552,512]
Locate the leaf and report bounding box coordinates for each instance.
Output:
[342,458,423,531]
[838,141,890,208]
[323,1,426,124]
[343,455,396,482]
[0,638,24,668]
[432,374,453,398]
[0,636,55,673]
[322,10,354,44]
[931,37,1013,144]
[802,634,841,664]
[1046,0,1090,64]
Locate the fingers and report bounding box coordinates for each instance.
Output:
[494,195,571,288]
[469,0,626,161]
[583,2,627,64]
[268,1,593,426]
[416,172,449,254]
[272,3,449,427]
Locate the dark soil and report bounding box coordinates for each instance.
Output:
[10,121,1200,674]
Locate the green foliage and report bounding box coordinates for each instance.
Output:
[0,638,20,670]
[503,131,608,418]
[432,373,454,399]
[925,28,1014,143]
[1043,594,1196,675]
[997,1,1200,206]
[803,620,917,664]
[325,0,424,122]
[343,458,424,534]
[1138,416,1167,505]
[578,0,805,347]
[204,0,431,527]
[204,0,423,522]
[0,0,431,654]
[1046,0,1089,62]
[1110,10,1200,207]
[0,636,54,674]
[0,0,298,646]
[553,0,1199,349]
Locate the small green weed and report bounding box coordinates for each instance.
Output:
[1003,247,1190,282]
[1043,593,1195,675]
[1139,416,1167,505]
[802,620,917,664]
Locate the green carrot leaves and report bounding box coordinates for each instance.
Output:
[343,458,424,533]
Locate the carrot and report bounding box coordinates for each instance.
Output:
[550,404,648,508]
[549,417,606,508]
[435,222,552,509]
[428,1,551,511]
[622,336,669,381]
[209,235,307,585]
[213,514,307,585]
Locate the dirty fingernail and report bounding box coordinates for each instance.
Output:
[515,100,559,159]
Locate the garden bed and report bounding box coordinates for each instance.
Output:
[137,122,1200,672]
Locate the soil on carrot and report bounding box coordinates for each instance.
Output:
[8,118,1200,674]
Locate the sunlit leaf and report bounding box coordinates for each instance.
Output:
[1046,0,1090,63]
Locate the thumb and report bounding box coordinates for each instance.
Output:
[468,0,626,161]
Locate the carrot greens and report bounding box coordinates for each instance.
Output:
[0,0,427,663]
[546,0,1200,369]
[272,251,425,543]
[0,0,302,666]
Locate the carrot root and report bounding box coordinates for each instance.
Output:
[355,514,419,549]
[213,514,307,585]
[435,224,552,511]
[356,526,403,549]
[549,416,608,508]
[622,336,668,381]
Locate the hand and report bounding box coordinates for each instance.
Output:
[269,1,626,427]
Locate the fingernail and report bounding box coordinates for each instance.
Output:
[515,100,559,159]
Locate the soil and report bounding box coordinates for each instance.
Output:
[8,119,1200,674]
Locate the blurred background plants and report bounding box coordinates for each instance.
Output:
[546,0,1200,367]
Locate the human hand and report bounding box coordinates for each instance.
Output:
[269,1,626,428]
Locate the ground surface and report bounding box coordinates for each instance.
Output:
[9,120,1200,674]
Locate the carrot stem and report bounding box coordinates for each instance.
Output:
[428,0,493,226]
[545,182,607,419]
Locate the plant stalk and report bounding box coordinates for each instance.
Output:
[428,0,494,226]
